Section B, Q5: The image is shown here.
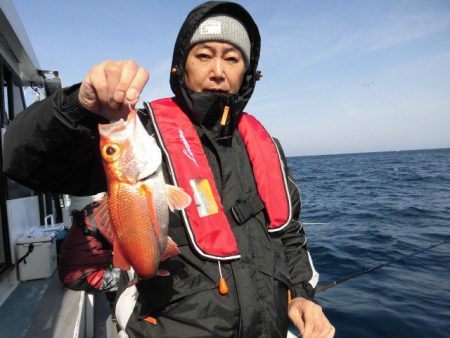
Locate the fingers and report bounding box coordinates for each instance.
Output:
[288,298,335,338]
[288,300,305,335]
[112,61,148,103]
[302,300,323,337]
[79,60,149,120]
[323,324,335,338]
[79,66,107,114]
[125,66,149,102]
[105,61,123,110]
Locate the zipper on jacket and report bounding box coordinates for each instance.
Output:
[220,105,230,136]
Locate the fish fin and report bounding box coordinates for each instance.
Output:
[113,241,131,271]
[166,185,192,211]
[157,269,170,277]
[160,236,181,261]
[94,198,115,244]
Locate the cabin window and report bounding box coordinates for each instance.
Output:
[0,60,33,200]
[1,69,25,124]
[0,205,5,268]
[12,78,25,117]
[0,56,65,274]
[0,58,12,271]
[1,70,10,127]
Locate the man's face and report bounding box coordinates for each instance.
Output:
[184,41,246,94]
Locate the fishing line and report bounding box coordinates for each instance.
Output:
[427,248,450,255]
[316,239,449,293]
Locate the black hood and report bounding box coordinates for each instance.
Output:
[170,1,261,133]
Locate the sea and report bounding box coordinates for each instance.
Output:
[287,148,450,338]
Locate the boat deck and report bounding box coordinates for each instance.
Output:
[0,272,116,338]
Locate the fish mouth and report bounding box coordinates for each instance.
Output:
[136,166,156,182]
[137,173,153,182]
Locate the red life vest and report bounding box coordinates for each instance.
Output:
[145,98,292,261]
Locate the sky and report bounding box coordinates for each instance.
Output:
[13,0,450,156]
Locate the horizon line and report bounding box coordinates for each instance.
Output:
[288,146,450,158]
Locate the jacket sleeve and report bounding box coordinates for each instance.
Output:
[2,84,108,195]
[274,139,319,301]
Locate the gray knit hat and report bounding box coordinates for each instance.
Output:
[190,14,251,64]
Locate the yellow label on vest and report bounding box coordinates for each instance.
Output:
[189,178,219,217]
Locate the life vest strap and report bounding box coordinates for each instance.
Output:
[229,193,265,225]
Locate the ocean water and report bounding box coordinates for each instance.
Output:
[287,148,450,338]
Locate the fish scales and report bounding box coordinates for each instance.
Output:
[98,107,191,279]
[108,182,160,277]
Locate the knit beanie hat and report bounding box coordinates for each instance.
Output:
[190,14,251,65]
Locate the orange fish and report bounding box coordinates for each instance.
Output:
[98,107,191,279]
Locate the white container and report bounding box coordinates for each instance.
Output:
[16,233,57,281]
[42,214,64,231]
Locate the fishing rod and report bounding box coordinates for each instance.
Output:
[316,239,449,293]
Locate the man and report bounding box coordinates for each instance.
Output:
[58,195,120,292]
[3,1,334,337]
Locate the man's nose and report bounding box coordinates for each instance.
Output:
[210,58,225,80]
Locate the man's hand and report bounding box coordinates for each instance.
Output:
[79,60,149,121]
[288,297,335,338]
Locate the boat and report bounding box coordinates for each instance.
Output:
[0,1,115,337]
[0,2,302,337]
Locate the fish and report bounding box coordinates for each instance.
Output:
[98,107,191,279]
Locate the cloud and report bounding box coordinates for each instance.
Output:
[366,13,450,51]
[260,6,450,71]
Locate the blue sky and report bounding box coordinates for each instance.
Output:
[14,0,450,156]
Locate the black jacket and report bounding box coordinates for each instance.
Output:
[3,2,318,337]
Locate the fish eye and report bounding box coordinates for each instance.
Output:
[106,146,116,155]
[101,143,121,162]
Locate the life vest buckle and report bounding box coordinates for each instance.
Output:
[230,195,265,225]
